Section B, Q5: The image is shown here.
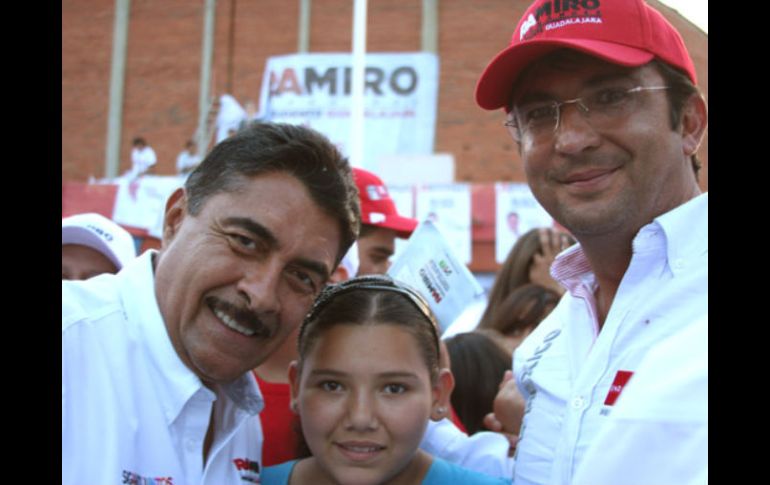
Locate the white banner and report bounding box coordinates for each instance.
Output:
[495,183,554,263]
[388,220,484,335]
[258,53,439,171]
[415,184,472,264]
[112,175,185,237]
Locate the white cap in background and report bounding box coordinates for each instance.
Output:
[62,213,137,270]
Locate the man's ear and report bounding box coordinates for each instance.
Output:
[288,360,301,414]
[680,93,708,157]
[430,368,455,422]
[162,188,187,248]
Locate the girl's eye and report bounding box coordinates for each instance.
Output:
[383,383,407,394]
[321,381,343,392]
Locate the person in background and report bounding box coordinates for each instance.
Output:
[215,94,246,143]
[474,0,708,482]
[481,228,574,326]
[444,227,572,339]
[176,139,202,176]
[129,136,157,179]
[478,283,561,355]
[261,275,510,485]
[238,99,262,131]
[444,331,512,435]
[62,212,137,280]
[62,122,361,485]
[352,167,418,276]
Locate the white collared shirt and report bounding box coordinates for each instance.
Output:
[131,146,157,173]
[511,193,708,485]
[420,417,515,478]
[62,251,265,485]
[571,315,708,485]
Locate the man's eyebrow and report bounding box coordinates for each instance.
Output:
[222,217,279,249]
[222,216,331,280]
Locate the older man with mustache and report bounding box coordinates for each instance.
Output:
[62,122,361,485]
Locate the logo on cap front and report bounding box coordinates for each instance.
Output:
[519,0,602,42]
[366,185,389,201]
[86,224,114,242]
[520,14,538,40]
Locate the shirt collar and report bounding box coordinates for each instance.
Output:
[551,192,708,290]
[653,192,708,278]
[551,243,593,295]
[118,251,263,424]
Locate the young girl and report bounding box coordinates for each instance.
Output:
[261,275,511,485]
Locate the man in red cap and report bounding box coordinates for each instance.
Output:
[424,1,708,483]
[352,167,418,275]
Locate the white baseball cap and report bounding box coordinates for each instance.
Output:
[62,213,137,270]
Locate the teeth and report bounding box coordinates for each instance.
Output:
[344,445,381,453]
[214,309,256,337]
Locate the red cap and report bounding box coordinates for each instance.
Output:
[352,167,418,239]
[475,0,697,111]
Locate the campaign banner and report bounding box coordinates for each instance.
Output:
[415,183,472,264]
[388,220,484,335]
[495,183,554,263]
[112,175,185,237]
[258,52,439,168]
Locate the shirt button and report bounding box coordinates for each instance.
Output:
[673,258,685,269]
[571,396,586,410]
[185,439,197,452]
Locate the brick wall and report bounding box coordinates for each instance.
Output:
[62,0,115,180]
[62,0,707,191]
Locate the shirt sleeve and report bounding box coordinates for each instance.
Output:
[420,418,514,479]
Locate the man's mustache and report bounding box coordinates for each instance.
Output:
[205,296,273,338]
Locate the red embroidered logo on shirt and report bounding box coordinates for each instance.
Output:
[603,370,634,406]
[233,458,261,483]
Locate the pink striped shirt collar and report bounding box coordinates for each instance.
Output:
[551,244,594,296]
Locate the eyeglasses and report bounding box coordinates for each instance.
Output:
[300,274,441,355]
[505,85,670,143]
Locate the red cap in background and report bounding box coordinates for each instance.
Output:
[353,167,418,239]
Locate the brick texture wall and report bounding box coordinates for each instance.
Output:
[62,0,708,191]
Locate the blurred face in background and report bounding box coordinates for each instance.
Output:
[62,244,119,280]
[357,226,397,276]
